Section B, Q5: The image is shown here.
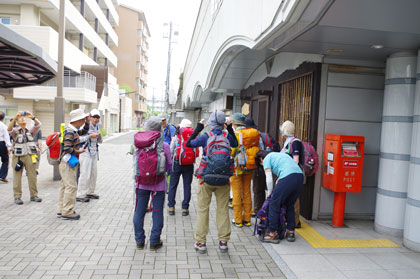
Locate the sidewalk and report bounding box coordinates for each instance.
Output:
[0,132,283,279]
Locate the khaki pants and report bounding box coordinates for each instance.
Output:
[230,172,253,223]
[195,181,231,243]
[12,154,38,199]
[57,160,78,216]
[77,153,97,198]
[295,198,300,225]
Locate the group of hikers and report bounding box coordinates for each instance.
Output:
[133,111,311,252]
[0,109,102,221]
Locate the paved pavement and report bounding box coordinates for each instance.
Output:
[0,132,284,279]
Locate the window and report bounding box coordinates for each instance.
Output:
[0,106,18,123]
[137,29,142,37]
[136,61,140,69]
[0,17,11,24]
[137,45,141,53]
[136,77,140,86]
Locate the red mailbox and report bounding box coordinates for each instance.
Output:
[322,134,365,227]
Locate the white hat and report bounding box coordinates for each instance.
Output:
[90,109,100,117]
[70,108,88,123]
[179,119,192,128]
[280,120,295,137]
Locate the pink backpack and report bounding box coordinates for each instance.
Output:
[290,138,319,177]
[134,131,165,185]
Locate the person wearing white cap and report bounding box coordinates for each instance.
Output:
[76,109,102,202]
[57,108,90,220]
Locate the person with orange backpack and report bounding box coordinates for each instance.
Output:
[230,113,263,228]
[167,119,198,216]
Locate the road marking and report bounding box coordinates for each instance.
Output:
[296,220,399,248]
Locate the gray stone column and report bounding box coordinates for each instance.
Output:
[375,52,417,236]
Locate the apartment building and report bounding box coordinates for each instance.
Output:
[0,0,120,135]
[113,4,150,128]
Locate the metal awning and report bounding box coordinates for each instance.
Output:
[0,23,57,89]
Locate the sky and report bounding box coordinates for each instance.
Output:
[120,0,201,103]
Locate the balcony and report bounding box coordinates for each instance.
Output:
[13,71,97,104]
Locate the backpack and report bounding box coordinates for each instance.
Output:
[45,132,62,165]
[197,131,234,186]
[235,128,260,170]
[175,127,198,165]
[254,196,286,241]
[289,138,319,177]
[134,130,166,185]
[164,124,175,139]
[260,132,280,152]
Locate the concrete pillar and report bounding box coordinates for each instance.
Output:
[404,50,420,252]
[375,52,417,236]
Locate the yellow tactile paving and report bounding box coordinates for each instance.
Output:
[295,220,399,248]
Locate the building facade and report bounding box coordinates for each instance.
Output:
[183,0,420,252]
[113,4,150,128]
[0,0,120,135]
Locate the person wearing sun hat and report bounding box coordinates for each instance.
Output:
[57,108,90,220]
[76,109,102,203]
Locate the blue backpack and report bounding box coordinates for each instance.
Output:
[197,131,234,186]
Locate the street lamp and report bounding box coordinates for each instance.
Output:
[163,22,178,117]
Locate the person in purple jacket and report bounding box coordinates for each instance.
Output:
[133,116,172,251]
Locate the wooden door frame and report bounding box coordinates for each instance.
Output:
[251,94,270,133]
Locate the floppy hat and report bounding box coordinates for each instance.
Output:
[280,120,295,137]
[90,109,100,117]
[232,112,246,126]
[70,109,88,123]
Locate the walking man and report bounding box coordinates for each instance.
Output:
[57,109,90,220]
[76,109,102,202]
[8,111,42,204]
[0,111,11,183]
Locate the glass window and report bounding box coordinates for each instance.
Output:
[137,45,141,53]
[0,17,11,24]
[136,61,140,69]
[137,29,142,37]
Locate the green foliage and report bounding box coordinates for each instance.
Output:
[100,128,107,137]
[119,84,132,93]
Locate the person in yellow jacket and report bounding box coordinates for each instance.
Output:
[230,113,263,227]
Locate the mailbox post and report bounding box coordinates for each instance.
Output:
[322,134,365,227]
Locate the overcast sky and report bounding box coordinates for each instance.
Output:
[120,0,201,102]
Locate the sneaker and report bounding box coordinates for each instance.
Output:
[14,198,23,205]
[0,178,8,183]
[87,194,99,199]
[228,199,233,209]
[243,221,252,227]
[30,196,42,202]
[182,209,189,216]
[231,219,243,228]
[76,197,90,202]
[194,242,207,254]
[136,241,145,250]
[57,210,76,218]
[286,231,296,242]
[168,207,175,216]
[150,240,163,251]
[61,213,80,220]
[295,221,302,229]
[263,231,280,244]
[219,241,228,253]
[251,211,256,218]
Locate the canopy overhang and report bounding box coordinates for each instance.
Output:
[0,23,57,89]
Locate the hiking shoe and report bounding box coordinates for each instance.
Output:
[168,207,175,216]
[286,231,296,242]
[251,210,256,218]
[219,241,228,253]
[182,209,189,216]
[295,221,301,229]
[76,197,90,202]
[150,241,163,251]
[136,241,145,250]
[243,221,252,227]
[61,213,80,220]
[14,198,23,205]
[57,211,76,218]
[263,231,280,244]
[194,242,207,254]
[87,194,99,199]
[0,178,8,183]
[30,196,42,202]
[228,199,233,209]
[231,219,243,228]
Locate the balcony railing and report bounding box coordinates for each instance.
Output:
[43,70,96,92]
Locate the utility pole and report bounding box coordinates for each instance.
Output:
[164,22,172,114]
[53,0,65,180]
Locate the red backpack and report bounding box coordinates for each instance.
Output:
[175,127,198,165]
[134,130,165,185]
[45,132,62,165]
